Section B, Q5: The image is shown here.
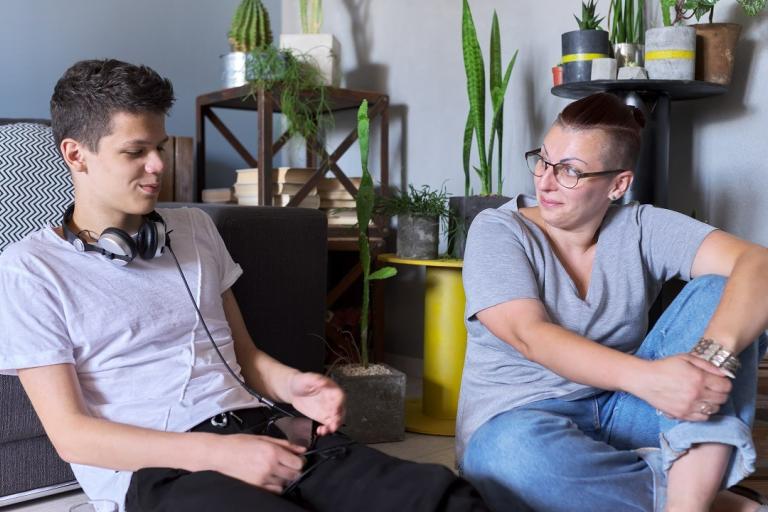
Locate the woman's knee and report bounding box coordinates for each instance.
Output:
[463,409,565,483]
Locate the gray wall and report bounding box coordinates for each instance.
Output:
[280,0,768,359]
[0,0,282,187]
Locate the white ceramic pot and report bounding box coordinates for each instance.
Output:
[645,26,696,80]
[279,33,341,87]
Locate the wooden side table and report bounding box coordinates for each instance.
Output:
[378,254,467,436]
[194,85,390,207]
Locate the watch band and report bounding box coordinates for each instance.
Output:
[690,337,741,378]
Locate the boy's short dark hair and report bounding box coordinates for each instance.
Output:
[50,59,175,151]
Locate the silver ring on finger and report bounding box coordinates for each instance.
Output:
[699,402,714,415]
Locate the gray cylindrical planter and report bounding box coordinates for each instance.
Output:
[614,43,645,68]
[448,195,512,259]
[561,29,611,84]
[397,214,438,260]
[645,26,696,80]
[330,363,406,444]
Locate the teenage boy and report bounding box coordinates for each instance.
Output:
[0,59,489,512]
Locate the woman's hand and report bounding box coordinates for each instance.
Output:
[288,372,346,436]
[629,354,732,421]
[211,434,306,493]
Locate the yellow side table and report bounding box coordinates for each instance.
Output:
[378,253,466,436]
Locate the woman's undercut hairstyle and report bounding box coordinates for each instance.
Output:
[50,59,175,151]
[555,92,645,171]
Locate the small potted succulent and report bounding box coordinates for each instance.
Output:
[378,184,451,260]
[279,0,341,87]
[561,0,611,83]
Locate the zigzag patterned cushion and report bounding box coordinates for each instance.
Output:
[0,123,73,252]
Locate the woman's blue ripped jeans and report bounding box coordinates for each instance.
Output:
[462,275,768,512]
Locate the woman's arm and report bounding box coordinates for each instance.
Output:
[690,230,768,354]
[477,299,731,420]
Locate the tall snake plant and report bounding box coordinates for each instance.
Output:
[356,100,397,368]
[462,0,518,197]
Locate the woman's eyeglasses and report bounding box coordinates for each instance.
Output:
[525,148,625,189]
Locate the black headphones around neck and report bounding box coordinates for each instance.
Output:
[62,204,167,266]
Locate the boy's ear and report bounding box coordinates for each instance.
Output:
[60,138,88,172]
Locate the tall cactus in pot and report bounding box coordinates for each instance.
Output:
[229,0,273,52]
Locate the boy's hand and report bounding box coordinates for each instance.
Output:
[288,372,346,436]
[215,434,306,493]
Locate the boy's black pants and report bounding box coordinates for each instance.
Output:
[125,407,490,512]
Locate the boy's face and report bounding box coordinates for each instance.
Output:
[74,111,169,217]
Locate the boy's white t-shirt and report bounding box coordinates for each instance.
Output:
[0,207,260,510]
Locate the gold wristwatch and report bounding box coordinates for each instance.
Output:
[690,338,741,378]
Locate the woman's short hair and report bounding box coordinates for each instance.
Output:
[555,92,645,171]
[50,59,175,151]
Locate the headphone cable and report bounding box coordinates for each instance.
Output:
[166,241,294,418]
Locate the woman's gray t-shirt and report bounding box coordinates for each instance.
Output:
[456,194,716,460]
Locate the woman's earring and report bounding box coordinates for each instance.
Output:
[609,194,617,201]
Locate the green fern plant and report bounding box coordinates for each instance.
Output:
[299,0,323,34]
[356,100,397,368]
[461,0,518,197]
[575,0,606,29]
[229,0,273,52]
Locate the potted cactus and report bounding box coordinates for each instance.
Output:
[645,0,697,79]
[280,0,341,87]
[561,0,611,83]
[222,0,274,88]
[328,100,404,444]
[448,0,518,259]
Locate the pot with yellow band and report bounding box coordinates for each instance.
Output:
[645,25,696,80]
[561,28,611,84]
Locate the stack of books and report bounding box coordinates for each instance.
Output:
[234,167,320,208]
[201,187,234,204]
[318,177,361,226]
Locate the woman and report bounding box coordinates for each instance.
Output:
[457,93,768,512]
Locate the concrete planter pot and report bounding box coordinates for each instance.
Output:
[396,214,438,260]
[329,363,405,444]
[279,34,341,87]
[645,26,696,80]
[221,52,248,88]
[614,43,645,68]
[591,58,617,80]
[448,195,512,259]
[561,29,611,83]
[693,23,742,85]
